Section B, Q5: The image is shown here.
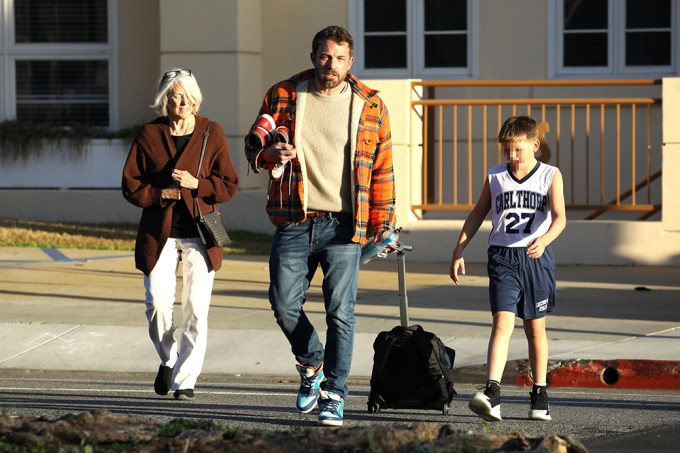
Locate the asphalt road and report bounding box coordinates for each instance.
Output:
[1,370,679,452]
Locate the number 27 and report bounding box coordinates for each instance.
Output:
[505,212,535,234]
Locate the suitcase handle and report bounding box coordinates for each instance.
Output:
[396,245,413,327]
[380,238,414,327]
[387,241,413,253]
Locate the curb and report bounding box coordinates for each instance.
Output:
[515,359,680,389]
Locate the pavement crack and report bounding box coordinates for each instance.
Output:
[0,324,82,365]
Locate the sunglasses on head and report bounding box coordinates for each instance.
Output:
[163,69,192,80]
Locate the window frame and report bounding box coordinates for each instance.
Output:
[348,0,478,79]
[0,0,118,129]
[549,0,679,78]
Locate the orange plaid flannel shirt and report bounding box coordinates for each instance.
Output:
[244,69,395,243]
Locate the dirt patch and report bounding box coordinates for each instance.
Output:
[0,409,589,452]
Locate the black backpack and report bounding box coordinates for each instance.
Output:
[368,324,457,415]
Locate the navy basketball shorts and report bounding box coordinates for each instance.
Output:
[487,245,556,320]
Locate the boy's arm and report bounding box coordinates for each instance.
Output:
[527,169,567,259]
[450,177,492,285]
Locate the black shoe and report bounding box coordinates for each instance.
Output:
[529,386,552,420]
[174,389,195,400]
[468,381,502,421]
[468,381,503,422]
[154,365,173,395]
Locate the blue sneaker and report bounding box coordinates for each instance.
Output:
[295,364,324,413]
[317,391,344,426]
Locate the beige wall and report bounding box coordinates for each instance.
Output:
[117,0,161,128]
[662,78,680,232]
[477,0,548,79]
[232,1,267,188]
[154,0,266,185]
[260,0,349,91]
[158,0,239,129]
[359,80,420,225]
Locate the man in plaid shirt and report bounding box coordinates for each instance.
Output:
[244,25,395,427]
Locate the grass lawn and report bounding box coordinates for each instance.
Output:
[0,219,272,255]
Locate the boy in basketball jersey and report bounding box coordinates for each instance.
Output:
[449,116,566,421]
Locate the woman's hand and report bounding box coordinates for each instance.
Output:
[172,169,199,190]
[161,186,181,200]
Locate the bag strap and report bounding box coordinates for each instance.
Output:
[193,121,212,220]
[195,121,212,177]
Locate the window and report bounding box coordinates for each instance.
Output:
[625,0,672,66]
[553,0,677,76]
[0,0,115,127]
[349,0,476,78]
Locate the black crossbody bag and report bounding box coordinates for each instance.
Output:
[194,122,231,247]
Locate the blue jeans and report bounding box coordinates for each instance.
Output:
[268,213,360,398]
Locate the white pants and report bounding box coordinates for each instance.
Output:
[143,237,215,391]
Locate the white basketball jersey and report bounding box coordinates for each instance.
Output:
[488,162,557,247]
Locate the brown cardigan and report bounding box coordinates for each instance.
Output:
[122,115,239,274]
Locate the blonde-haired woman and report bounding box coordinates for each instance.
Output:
[122,68,239,400]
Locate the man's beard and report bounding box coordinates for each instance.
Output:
[315,68,345,89]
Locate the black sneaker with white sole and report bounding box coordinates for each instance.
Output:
[468,381,502,421]
[529,386,552,420]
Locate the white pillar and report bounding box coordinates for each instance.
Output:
[662,78,680,232]
[158,0,264,188]
[363,79,422,226]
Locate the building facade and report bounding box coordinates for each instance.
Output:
[1,0,679,265]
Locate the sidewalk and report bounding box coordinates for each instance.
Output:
[1,246,679,389]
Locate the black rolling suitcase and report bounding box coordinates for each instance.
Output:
[367,242,457,415]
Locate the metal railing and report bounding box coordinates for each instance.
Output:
[411,79,662,220]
